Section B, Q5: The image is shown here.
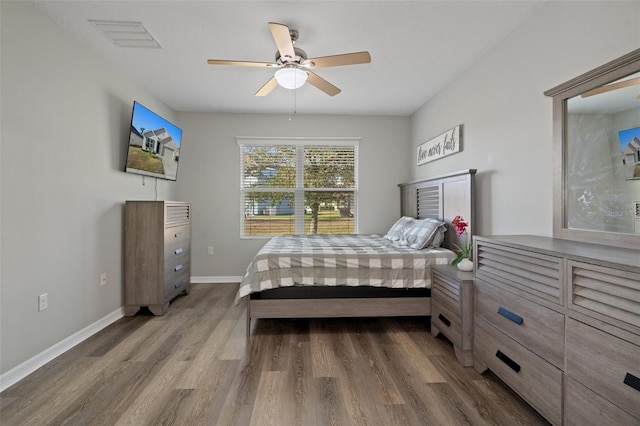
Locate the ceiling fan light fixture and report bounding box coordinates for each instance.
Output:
[207,22,369,97]
[274,67,308,89]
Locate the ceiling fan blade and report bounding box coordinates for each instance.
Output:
[269,22,295,61]
[255,77,278,97]
[207,59,276,68]
[306,71,341,96]
[305,51,371,68]
[581,76,640,98]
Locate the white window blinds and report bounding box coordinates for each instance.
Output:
[238,138,359,237]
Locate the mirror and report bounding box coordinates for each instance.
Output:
[545,49,640,249]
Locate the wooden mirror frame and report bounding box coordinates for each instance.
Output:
[544,48,640,249]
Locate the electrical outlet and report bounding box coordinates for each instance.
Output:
[38,293,48,312]
[100,272,107,286]
[208,246,214,255]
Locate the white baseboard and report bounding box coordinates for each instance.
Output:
[190,276,242,284]
[0,307,124,393]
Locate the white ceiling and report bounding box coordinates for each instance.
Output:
[33,0,547,116]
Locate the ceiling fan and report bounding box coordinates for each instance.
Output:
[207,22,371,97]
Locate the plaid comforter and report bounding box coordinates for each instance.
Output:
[237,234,456,300]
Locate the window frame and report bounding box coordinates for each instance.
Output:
[237,137,360,239]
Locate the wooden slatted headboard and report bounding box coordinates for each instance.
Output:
[398,169,476,252]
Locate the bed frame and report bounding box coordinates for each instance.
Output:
[246,169,476,333]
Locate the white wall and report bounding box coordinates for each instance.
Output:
[175,113,411,278]
[410,1,640,238]
[0,2,180,374]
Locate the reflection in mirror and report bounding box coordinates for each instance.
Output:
[566,72,640,235]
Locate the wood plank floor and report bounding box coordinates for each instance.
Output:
[1,283,549,425]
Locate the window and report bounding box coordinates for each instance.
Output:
[238,137,359,237]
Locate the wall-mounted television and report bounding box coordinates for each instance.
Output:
[125,101,183,181]
[618,126,640,180]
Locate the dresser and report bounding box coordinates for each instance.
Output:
[124,201,191,316]
[431,265,474,366]
[473,235,640,425]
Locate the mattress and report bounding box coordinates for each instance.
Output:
[237,234,455,301]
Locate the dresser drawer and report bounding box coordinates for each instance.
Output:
[164,267,190,298]
[475,279,564,367]
[474,319,562,425]
[565,377,639,426]
[568,260,640,330]
[164,240,190,262]
[432,297,462,348]
[566,318,640,419]
[165,255,189,281]
[432,268,463,314]
[165,224,190,244]
[476,241,562,305]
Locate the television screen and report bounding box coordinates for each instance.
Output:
[125,101,183,181]
[618,126,640,180]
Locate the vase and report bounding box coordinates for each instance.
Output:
[456,258,474,272]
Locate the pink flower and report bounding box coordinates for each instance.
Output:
[452,215,468,236]
[451,215,472,265]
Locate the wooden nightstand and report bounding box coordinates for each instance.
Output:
[431,265,474,367]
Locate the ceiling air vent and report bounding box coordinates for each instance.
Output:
[89,20,163,48]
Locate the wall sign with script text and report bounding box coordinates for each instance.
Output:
[417,125,461,165]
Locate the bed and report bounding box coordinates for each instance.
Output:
[239,169,476,333]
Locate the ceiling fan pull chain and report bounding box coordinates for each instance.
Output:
[288,86,293,122]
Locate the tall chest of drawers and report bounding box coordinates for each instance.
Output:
[473,235,640,426]
[124,201,191,316]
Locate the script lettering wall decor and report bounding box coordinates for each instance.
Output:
[417,125,461,166]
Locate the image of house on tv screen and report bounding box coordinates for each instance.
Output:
[126,102,183,181]
[619,126,640,180]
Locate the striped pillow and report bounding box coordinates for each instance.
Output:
[398,218,446,250]
[384,216,416,241]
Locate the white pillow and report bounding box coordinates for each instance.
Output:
[384,216,416,241]
[397,218,446,250]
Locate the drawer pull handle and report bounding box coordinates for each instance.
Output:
[497,306,523,325]
[175,248,183,255]
[175,232,182,238]
[175,281,183,289]
[175,264,183,272]
[438,314,451,327]
[623,373,640,392]
[496,350,521,373]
